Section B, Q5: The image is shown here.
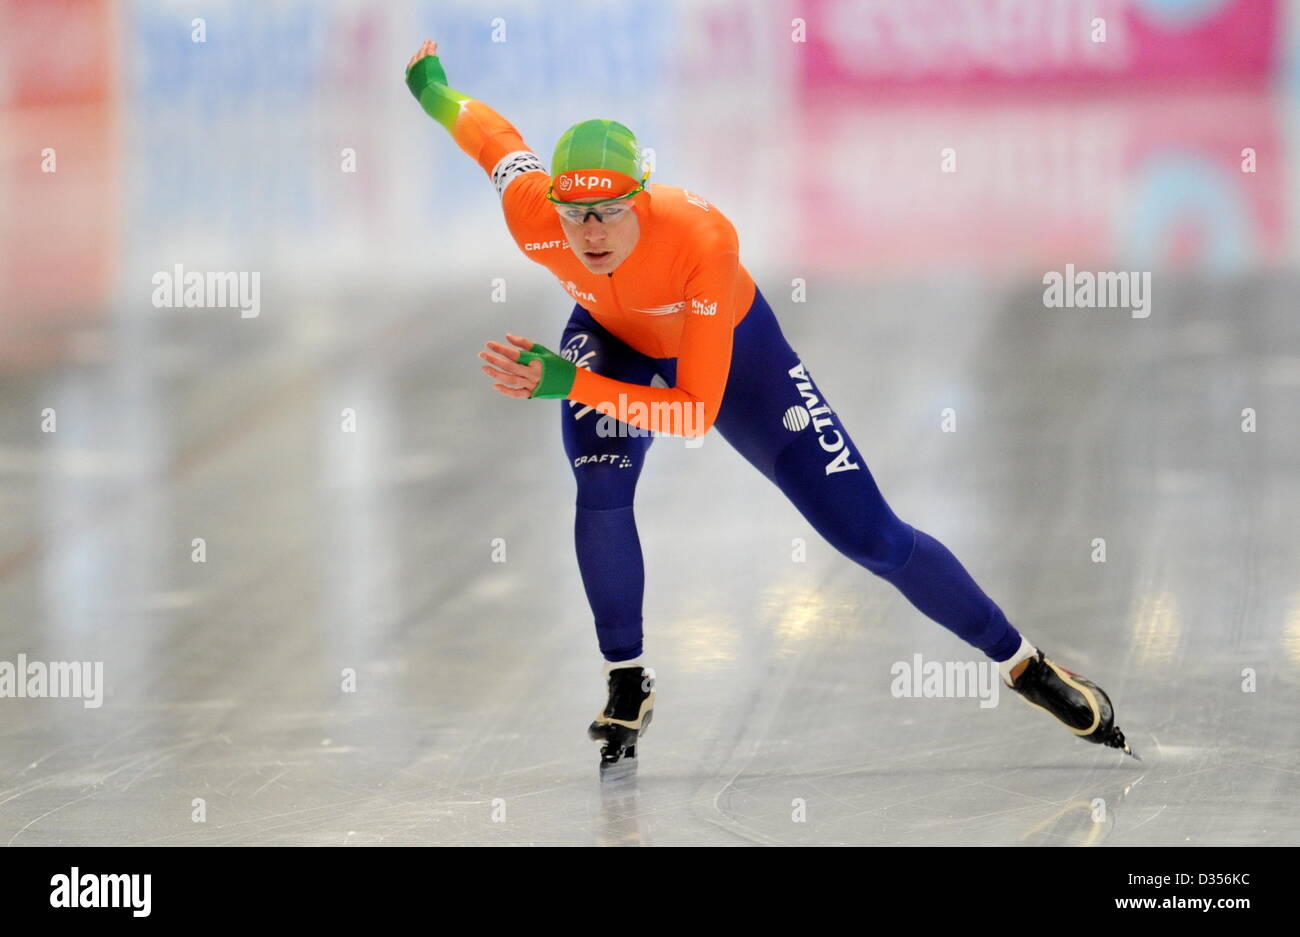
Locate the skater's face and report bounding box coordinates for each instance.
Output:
[559,197,640,274]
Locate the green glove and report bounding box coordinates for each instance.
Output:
[405,54,449,93]
[516,343,577,400]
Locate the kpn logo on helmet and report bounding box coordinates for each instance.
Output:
[560,171,615,193]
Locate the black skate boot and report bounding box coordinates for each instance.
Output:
[588,665,655,781]
[1006,650,1138,760]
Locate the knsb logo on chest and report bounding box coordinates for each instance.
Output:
[689,298,717,316]
[786,362,860,475]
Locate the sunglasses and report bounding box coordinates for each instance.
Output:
[545,172,649,224]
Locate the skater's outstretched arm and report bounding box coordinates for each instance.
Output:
[404,40,548,200]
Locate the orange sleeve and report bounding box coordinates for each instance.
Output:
[445,99,530,177]
[405,57,533,176]
[502,171,559,250]
[407,56,548,198]
[445,98,555,248]
[567,226,742,438]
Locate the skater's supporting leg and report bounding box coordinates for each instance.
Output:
[559,304,664,662]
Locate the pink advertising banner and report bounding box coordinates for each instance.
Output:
[788,88,1284,275]
[799,0,1281,92]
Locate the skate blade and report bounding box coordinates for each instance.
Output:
[599,756,638,783]
[1105,726,1140,761]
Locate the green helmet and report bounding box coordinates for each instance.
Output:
[551,119,645,191]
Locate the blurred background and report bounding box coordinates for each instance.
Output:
[0,0,1297,846]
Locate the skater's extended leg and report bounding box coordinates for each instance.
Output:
[696,288,1134,755]
[771,431,1023,660]
[703,289,1023,661]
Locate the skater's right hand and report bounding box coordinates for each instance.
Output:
[479,334,544,398]
[406,39,438,74]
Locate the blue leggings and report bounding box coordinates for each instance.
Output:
[559,287,1022,664]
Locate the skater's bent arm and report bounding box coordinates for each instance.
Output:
[480,238,741,432]
[405,42,546,197]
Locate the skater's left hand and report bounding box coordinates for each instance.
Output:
[479,333,542,398]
